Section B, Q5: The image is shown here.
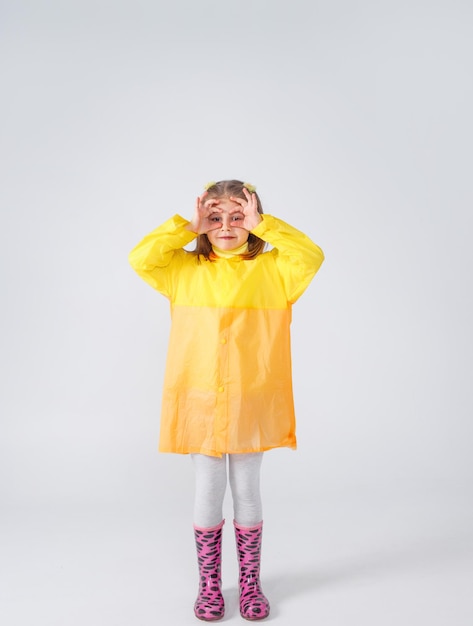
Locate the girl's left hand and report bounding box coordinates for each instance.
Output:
[229,188,262,231]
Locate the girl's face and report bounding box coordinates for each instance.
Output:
[206,198,250,250]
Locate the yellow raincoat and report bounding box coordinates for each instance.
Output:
[129,214,324,457]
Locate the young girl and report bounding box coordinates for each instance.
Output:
[129,180,324,621]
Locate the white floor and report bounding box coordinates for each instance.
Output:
[2,488,472,626]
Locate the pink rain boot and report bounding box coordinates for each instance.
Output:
[234,521,270,621]
[193,520,225,621]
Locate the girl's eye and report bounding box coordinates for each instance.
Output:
[209,215,221,222]
[232,215,243,221]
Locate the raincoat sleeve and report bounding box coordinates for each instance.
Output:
[128,214,197,298]
[251,214,324,303]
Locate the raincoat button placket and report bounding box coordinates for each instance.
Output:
[217,335,228,392]
[215,331,229,449]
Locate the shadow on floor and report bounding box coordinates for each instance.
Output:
[263,529,473,606]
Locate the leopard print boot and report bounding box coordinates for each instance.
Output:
[234,521,270,620]
[193,520,225,621]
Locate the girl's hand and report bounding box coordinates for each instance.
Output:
[229,188,262,231]
[187,192,222,234]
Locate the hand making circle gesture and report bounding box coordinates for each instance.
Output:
[229,187,262,231]
[188,191,223,234]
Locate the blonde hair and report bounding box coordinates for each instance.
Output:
[192,180,265,261]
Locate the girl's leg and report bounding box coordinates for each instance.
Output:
[191,454,227,621]
[229,452,270,620]
[191,453,227,528]
[228,452,263,526]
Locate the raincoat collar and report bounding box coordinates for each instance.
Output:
[211,242,249,259]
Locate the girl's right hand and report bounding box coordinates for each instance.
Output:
[187,192,222,234]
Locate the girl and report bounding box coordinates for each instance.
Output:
[129,180,324,621]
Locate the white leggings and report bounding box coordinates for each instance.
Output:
[191,453,264,528]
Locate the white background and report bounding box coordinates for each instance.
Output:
[1,1,472,624]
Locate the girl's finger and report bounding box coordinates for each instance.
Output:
[229,195,245,206]
[196,191,208,207]
[242,188,253,202]
[204,200,221,211]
